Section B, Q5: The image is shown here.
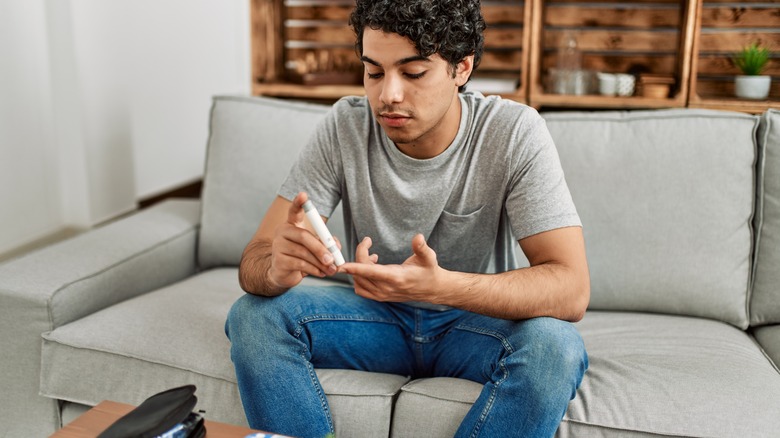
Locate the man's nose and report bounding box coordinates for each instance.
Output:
[380,74,404,105]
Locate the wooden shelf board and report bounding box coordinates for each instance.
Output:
[253,82,364,100]
[530,93,684,110]
[688,96,780,114]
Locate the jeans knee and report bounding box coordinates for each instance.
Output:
[509,317,588,384]
[537,318,585,368]
[225,294,260,345]
[226,286,330,342]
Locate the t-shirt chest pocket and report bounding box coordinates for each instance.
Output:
[428,205,496,273]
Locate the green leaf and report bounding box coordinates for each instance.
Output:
[732,42,771,76]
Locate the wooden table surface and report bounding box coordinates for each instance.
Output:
[50,400,276,438]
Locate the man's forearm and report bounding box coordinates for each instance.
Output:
[238,239,287,296]
[437,263,589,322]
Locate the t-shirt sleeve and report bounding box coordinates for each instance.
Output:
[505,110,581,241]
[278,107,344,218]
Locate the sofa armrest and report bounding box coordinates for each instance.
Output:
[0,198,201,436]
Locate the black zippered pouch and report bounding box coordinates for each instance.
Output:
[97,385,201,438]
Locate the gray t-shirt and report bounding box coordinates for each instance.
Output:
[280,92,580,278]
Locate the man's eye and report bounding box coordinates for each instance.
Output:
[405,72,426,79]
[367,72,383,79]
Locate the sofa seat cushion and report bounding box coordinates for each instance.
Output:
[754,324,780,369]
[40,268,409,437]
[391,377,482,437]
[567,311,780,437]
[389,311,780,438]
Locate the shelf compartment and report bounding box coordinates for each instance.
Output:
[688,0,780,113]
[528,0,697,109]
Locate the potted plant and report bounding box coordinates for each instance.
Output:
[732,42,772,100]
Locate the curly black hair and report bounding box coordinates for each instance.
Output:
[349,0,485,91]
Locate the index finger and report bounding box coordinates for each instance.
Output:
[339,262,392,281]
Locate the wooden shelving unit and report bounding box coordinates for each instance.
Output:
[250,0,779,113]
[688,0,780,113]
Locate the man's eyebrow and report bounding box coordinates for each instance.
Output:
[360,55,432,67]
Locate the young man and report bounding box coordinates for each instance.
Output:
[226,0,590,436]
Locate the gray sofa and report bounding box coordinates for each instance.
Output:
[2,95,780,438]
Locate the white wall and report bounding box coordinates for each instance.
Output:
[0,0,251,255]
[0,0,63,254]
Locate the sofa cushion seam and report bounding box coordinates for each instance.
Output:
[561,418,705,438]
[399,387,476,405]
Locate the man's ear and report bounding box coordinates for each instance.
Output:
[455,55,475,87]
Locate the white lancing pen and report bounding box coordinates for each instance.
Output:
[302,200,346,267]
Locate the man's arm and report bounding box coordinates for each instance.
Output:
[238,193,339,296]
[339,226,590,322]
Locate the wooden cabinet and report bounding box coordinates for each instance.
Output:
[250,0,779,112]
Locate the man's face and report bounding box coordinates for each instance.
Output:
[360,28,473,159]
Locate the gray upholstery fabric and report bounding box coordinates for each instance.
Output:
[752,109,780,326]
[198,95,349,269]
[40,269,408,437]
[391,377,481,438]
[563,311,780,437]
[0,199,200,437]
[61,402,91,427]
[754,324,780,369]
[544,110,758,328]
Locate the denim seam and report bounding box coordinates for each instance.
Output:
[451,324,513,438]
[469,358,509,438]
[297,314,399,325]
[453,324,516,354]
[300,337,335,434]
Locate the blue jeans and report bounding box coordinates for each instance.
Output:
[225,285,587,438]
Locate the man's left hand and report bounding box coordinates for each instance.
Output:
[339,234,443,303]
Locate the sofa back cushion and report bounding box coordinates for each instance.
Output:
[543,109,758,328]
[752,109,780,326]
[198,95,340,269]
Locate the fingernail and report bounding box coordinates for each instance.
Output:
[323,254,334,264]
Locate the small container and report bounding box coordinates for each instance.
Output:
[638,74,675,99]
[616,74,636,97]
[597,73,617,96]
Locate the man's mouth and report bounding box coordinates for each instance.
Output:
[379,112,411,128]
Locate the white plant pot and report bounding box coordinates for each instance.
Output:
[734,75,771,100]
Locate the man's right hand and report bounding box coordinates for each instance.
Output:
[238,192,338,296]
